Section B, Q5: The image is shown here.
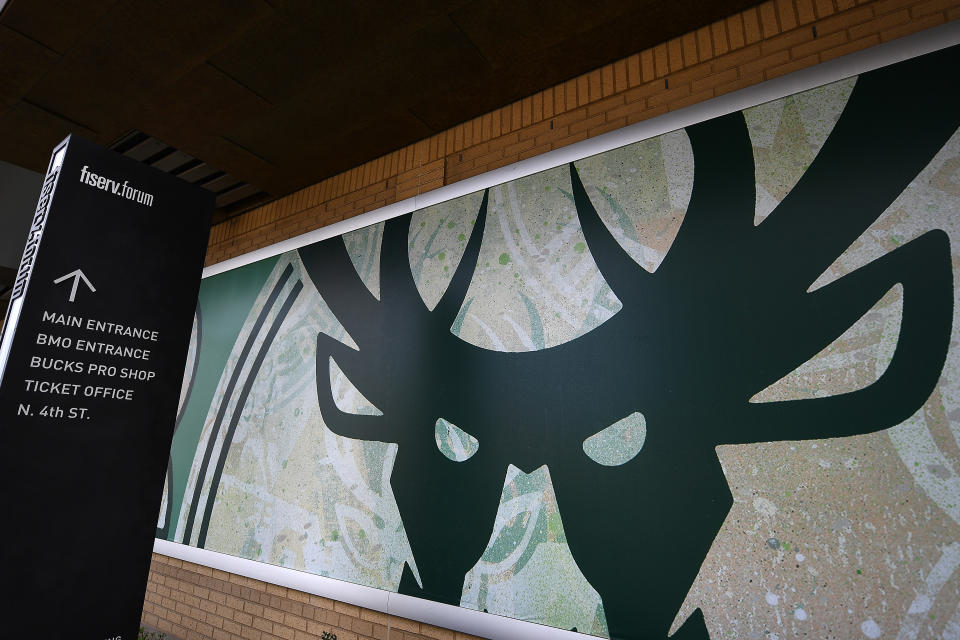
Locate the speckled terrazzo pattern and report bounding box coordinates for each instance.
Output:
[673,81,960,640]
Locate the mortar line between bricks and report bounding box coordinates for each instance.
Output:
[386,590,393,640]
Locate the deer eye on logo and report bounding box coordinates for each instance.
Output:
[329,357,383,416]
[582,412,646,466]
[434,418,479,462]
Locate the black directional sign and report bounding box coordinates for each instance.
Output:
[0,136,213,639]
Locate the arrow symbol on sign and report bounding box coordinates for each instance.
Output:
[53,269,96,303]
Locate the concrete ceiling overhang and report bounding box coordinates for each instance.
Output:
[0,0,760,222]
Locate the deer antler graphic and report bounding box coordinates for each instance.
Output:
[300,45,959,639]
[301,191,511,608]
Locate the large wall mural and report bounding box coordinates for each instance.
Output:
[161,45,960,639]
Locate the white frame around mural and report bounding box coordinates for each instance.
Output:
[159,20,960,640]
